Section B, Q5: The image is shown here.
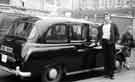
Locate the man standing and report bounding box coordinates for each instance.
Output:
[120,25,134,70]
[98,12,120,79]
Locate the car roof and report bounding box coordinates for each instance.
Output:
[12,16,96,25]
[13,16,40,23]
[38,16,95,24]
[34,16,96,31]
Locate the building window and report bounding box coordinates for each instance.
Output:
[0,0,10,4]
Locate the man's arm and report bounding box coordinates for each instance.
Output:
[97,24,103,42]
[114,23,120,42]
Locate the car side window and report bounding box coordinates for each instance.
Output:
[82,24,89,40]
[45,24,67,43]
[89,25,98,41]
[70,24,88,42]
[9,22,33,38]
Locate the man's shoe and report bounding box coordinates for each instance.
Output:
[104,75,114,80]
[109,76,114,80]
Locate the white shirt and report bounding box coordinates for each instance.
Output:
[102,23,111,40]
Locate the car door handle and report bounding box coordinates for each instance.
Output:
[77,49,86,52]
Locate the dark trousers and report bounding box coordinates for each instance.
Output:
[102,39,115,76]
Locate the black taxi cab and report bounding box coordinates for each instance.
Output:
[0,16,104,82]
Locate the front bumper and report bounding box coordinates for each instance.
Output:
[0,65,31,77]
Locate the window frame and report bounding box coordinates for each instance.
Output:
[69,23,89,43]
[89,24,99,41]
[8,21,34,39]
[43,23,69,44]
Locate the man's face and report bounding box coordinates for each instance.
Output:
[104,15,111,22]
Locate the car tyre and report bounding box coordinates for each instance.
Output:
[41,65,63,82]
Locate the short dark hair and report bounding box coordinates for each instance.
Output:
[104,12,111,18]
[104,12,111,16]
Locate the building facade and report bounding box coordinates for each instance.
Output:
[0,0,10,4]
[0,0,134,11]
[98,0,133,9]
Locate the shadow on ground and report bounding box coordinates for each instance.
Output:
[62,69,104,82]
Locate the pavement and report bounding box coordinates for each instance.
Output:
[75,69,135,82]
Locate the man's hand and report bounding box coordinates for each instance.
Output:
[97,42,100,46]
[117,40,121,44]
[89,42,96,47]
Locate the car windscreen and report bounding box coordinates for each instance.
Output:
[7,22,33,39]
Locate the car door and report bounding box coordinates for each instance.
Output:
[67,23,90,71]
[42,23,78,72]
[87,25,104,68]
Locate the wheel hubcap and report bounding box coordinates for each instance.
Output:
[48,68,58,80]
[115,60,120,68]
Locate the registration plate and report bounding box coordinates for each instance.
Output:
[1,54,7,63]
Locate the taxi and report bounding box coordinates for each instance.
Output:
[0,16,104,82]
